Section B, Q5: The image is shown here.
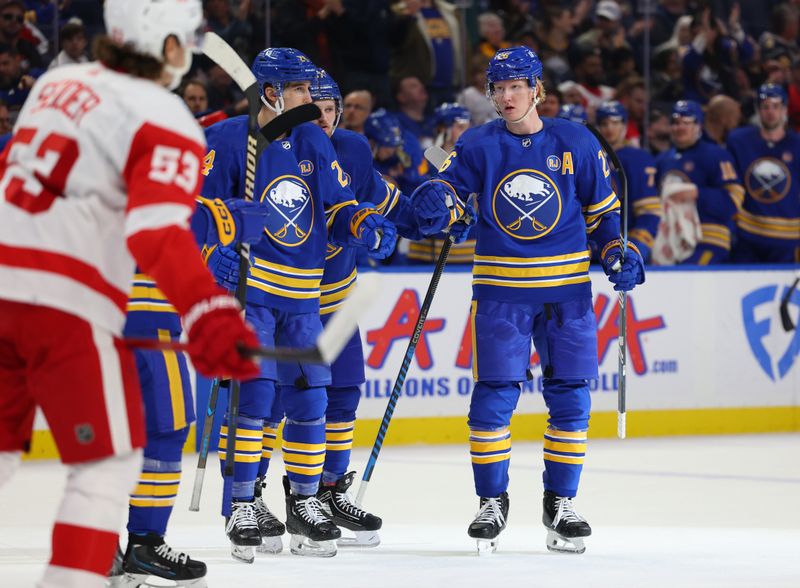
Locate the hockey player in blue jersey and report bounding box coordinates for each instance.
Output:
[200,48,397,561]
[557,103,588,124]
[409,46,645,555]
[364,108,428,195]
[114,198,269,586]
[408,102,478,264]
[596,101,661,263]
[655,100,745,264]
[255,68,472,548]
[727,84,800,263]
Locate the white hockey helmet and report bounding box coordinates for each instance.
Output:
[104,0,204,81]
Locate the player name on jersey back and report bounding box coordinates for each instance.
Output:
[0,63,205,334]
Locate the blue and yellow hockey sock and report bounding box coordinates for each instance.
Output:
[282,417,326,496]
[218,415,263,501]
[469,427,512,498]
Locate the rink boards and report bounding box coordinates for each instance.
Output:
[27,266,800,458]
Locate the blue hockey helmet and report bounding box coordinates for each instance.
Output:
[757,83,787,106]
[596,100,628,124]
[557,103,588,124]
[486,46,543,89]
[364,109,404,148]
[433,102,471,127]
[251,47,316,112]
[672,100,704,125]
[310,68,343,129]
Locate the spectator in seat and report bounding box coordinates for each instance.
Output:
[342,89,374,134]
[0,0,43,70]
[48,18,88,70]
[180,79,210,116]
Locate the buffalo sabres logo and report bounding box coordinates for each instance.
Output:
[745,158,791,204]
[496,51,511,60]
[326,241,344,261]
[492,169,562,240]
[261,175,314,246]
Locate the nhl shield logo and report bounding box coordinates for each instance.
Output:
[75,424,94,445]
[746,157,790,204]
[522,138,532,147]
[492,169,562,240]
[261,176,314,246]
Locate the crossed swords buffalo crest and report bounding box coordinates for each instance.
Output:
[492,170,562,239]
[261,176,314,246]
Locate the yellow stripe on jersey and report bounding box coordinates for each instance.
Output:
[473,250,592,287]
[247,258,323,300]
[633,197,663,215]
[737,210,800,240]
[726,184,745,209]
[699,223,731,250]
[326,199,359,228]
[470,301,479,381]
[629,228,655,248]
[157,329,186,430]
[408,239,476,263]
[127,274,178,314]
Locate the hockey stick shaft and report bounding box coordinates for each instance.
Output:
[585,124,629,439]
[189,376,222,511]
[356,236,452,507]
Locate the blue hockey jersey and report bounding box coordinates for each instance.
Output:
[726,125,800,251]
[656,139,744,264]
[321,128,421,315]
[436,118,621,304]
[202,116,359,312]
[615,146,661,262]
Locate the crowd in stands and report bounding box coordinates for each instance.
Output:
[3,0,799,264]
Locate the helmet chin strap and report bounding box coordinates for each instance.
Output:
[491,84,541,124]
[163,51,193,91]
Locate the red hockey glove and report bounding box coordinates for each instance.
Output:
[183,295,260,380]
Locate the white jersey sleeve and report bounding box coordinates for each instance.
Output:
[0,62,206,334]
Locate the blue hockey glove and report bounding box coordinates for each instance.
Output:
[601,240,645,292]
[348,204,398,259]
[225,199,270,245]
[411,180,458,235]
[193,197,269,247]
[445,201,477,244]
[205,245,241,291]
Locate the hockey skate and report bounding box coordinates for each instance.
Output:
[284,476,341,557]
[225,500,262,564]
[542,490,591,554]
[468,492,509,555]
[317,471,382,548]
[109,533,207,587]
[254,476,285,554]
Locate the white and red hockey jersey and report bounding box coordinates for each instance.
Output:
[0,63,206,334]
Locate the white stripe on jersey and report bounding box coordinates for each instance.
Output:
[91,324,131,456]
[125,203,192,238]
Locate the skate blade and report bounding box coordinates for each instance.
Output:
[230,543,256,564]
[337,530,380,548]
[289,534,338,557]
[475,538,499,555]
[545,530,586,554]
[256,535,284,554]
[110,572,208,587]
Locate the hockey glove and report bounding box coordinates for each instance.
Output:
[184,295,260,380]
[349,203,398,259]
[601,240,645,292]
[193,197,269,247]
[205,245,241,292]
[445,201,476,244]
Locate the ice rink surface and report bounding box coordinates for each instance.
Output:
[1,434,799,588]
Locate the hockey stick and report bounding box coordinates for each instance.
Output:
[780,276,799,332]
[585,124,629,440]
[201,33,321,515]
[189,376,220,511]
[355,145,459,507]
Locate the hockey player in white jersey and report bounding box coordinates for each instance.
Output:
[0,2,261,587]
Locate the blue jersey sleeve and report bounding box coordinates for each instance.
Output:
[199,119,243,200]
[621,148,661,262]
[575,127,621,251]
